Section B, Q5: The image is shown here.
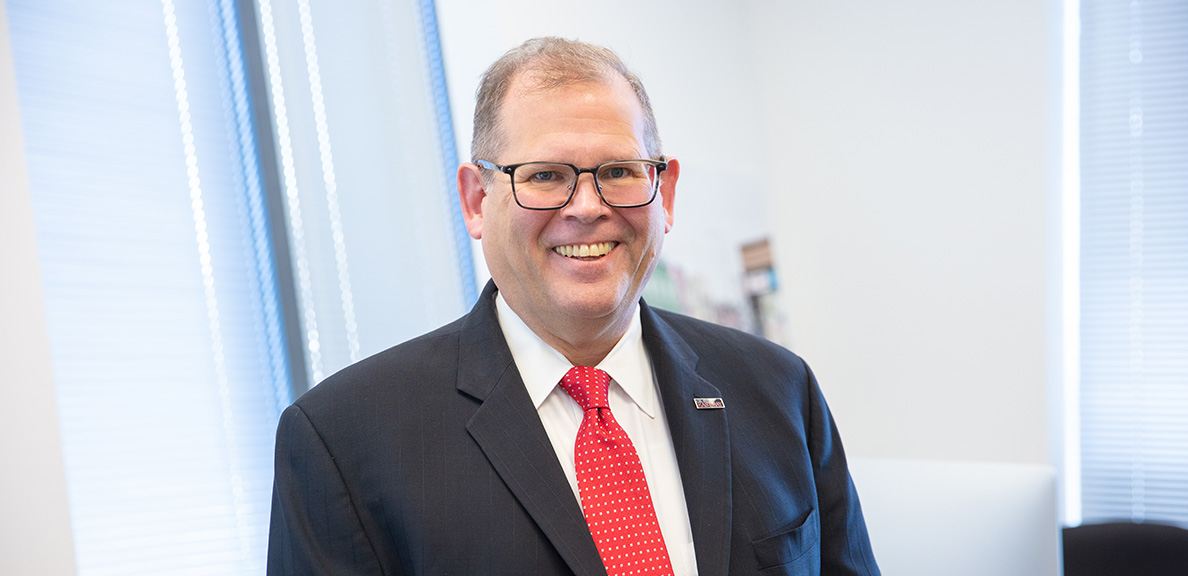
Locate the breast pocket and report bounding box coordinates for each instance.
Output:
[751,508,820,572]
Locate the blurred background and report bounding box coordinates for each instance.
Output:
[2,0,1185,574]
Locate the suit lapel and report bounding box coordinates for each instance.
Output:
[642,303,733,576]
[455,286,732,576]
[457,283,607,576]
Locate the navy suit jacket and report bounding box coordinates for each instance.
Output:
[268,281,880,575]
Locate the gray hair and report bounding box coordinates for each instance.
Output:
[470,37,662,165]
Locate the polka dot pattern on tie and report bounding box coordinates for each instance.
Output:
[559,366,674,576]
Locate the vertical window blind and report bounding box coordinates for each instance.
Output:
[9,0,292,572]
[1079,0,1188,525]
[255,0,474,390]
[9,0,474,572]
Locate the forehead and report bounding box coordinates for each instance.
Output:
[496,73,647,159]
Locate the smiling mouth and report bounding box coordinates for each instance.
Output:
[553,241,617,259]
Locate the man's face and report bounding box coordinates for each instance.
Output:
[460,73,678,345]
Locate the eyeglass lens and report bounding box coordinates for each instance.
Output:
[511,161,659,209]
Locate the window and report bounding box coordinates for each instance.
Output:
[254,0,475,389]
[1078,0,1188,525]
[10,1,292,571]
[8,0,473,572]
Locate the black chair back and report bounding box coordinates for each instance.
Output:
[1063,522,1188,576]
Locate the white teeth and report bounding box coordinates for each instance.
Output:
[554,242,616,258]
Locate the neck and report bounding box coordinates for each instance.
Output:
[506,303,635,368]
[554,338,616,368]
[533,314,632,368]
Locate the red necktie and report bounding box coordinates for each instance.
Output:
[559,366,674,576]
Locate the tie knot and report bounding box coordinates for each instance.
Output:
[559,366,610,411]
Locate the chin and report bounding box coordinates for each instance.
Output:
[553,286,634,321]
[548,283,622,313]
[557,299,622,321]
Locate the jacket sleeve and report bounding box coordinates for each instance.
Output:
[804,361,882,576]
[267,404,391,576]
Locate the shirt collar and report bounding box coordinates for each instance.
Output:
[494,291,657,418]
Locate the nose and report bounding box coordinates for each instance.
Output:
[561,172,607,220]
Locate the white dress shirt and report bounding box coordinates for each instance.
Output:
[495,293,699,576]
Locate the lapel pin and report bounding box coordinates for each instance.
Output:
[693,397,725,410]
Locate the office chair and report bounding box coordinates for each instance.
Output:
[1063,521,1188,576]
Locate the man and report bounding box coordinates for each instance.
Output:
[268,37,879,575]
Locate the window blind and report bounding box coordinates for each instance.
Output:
[254,0,474,389]
[9,0,293,572]
[11,0,476,569]
[1079,0,1188,525]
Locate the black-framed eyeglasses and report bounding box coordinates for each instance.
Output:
[475,158,667,210]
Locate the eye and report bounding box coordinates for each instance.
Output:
[515,163,571,187]
[599,162,647,182]
[605,166,628,179]
[529,170,561,183]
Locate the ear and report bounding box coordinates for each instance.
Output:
[457,162,487,240]
[658,157,679,233]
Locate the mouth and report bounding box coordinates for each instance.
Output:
[553,241,618,260]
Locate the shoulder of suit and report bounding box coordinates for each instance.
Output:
[645,305,817,407]
[646,304,806,367]
[648,305,788,350]
[295,313,468,406]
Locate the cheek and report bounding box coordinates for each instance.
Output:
[516,212,558,245]
[638,210,668,244]
[490,213,549,267]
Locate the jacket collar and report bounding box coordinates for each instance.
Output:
[641,304,732,576]
[458,281,732,576]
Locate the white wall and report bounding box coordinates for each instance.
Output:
[0,2,78,573]
[439,0,1064,469]
[748,0,1063,467]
